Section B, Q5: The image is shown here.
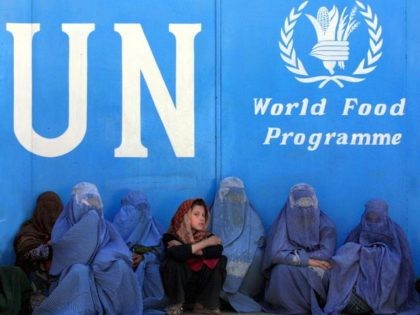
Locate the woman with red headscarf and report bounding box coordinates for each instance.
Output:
[161,198,226,315]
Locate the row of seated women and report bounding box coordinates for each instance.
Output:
[1,178,419,315]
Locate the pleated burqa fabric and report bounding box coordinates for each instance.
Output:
[34,182,142,315]
[210,177,265,312]
[262,183,336,315]
[113,190,166,314]
[324,199,419,315]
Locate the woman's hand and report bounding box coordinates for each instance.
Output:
[205,235,222,247]
[167,239,183,248]
[191,235,222,255]
[308,258,332,270]
[132,253,143,268]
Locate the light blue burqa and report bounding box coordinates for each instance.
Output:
[210,177,265,312]
[324,199,419,315]
[262,183,336,315]
[34,182,142,315]
[113,191,166,314]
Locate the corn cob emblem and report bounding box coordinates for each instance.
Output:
[306,6,359,75]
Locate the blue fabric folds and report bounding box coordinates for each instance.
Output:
[113,190,166,315]
[262,183,336,315]
[324,199,419,315]
[33,182,142,315]
[210,177,265,312]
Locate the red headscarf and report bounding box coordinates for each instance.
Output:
[167,199,212,244]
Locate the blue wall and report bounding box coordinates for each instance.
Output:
[1,0,419,275]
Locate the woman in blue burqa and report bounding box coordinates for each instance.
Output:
[33,182,142,315]
[324,199,419,315]
[210,177,265,312]
[262,183,336,315]
[112,190,167,314]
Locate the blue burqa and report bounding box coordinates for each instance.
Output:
[324,199,419,315]
[34,182,142,315]
[210,177,265,312]
[262,183,336,315]
[112,191,166,314]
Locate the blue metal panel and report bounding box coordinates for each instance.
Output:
[219,0,419,274]
[407,0,420,274]
[0,0,419,277]
[0,0,217,263]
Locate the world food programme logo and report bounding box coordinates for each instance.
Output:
[279,1,383,88]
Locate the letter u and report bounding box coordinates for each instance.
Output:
[6,23,94,157]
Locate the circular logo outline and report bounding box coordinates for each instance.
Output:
[279,0,383,88]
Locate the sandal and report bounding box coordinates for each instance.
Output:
[165,303,183,315]
[192,303,221,315]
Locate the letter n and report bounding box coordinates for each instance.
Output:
[114,23,201,157]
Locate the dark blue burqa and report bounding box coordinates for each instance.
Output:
[113,191,166,314]
[34,182,142,315]
[210,177,265,312]
[262,183,336,315]
[324,199,419,315]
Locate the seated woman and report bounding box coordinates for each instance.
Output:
[113,190,167,314]
[14,191,63,309]
[161,198,226,315]
[324,199,419,315]
[0,265,32,314]
[210,177,265,312]
[262,183,336,315]
[33,182,142,315]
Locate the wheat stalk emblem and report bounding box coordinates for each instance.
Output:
[279,1,383,88]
